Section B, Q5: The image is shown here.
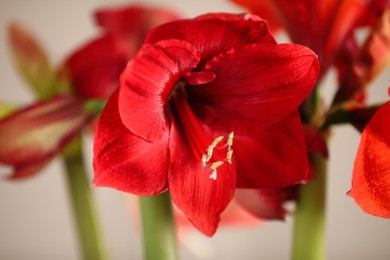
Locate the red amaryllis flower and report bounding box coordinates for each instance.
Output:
[93,13,320,236]
[231,0,389,75]
[348,99,390,217]
[61,5,180,100]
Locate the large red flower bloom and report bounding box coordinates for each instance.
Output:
[93,13,320,236]
[349,100,390,217]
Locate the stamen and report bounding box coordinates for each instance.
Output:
[209,170,217,180]
[209,161,224,180]
[201,132,235,180]
[206,145,214,161]
[201,154,208,168]
[211,136,224,147]
[226,150,233,164]
[210,161,224,170]
[227,132,234,149]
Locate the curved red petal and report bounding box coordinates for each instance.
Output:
[118,39,200,142]
[173,195,261,232]
[235,111,309,188]
[7,160,51,180]
[272,0,342,48]
[95,5,180,36]
[235,188,287,220]
[190,43,319,133]
[168,117,236,237]
[229,0,282,32]
[0,96,92,179]
[145,13,276,66]
[349,101,390,217]
[62,35,128,99]
[323,0,386,71]
[63,6,180,100]
[303,125,329,158]
[93,90,169,195]
[335,7,390,104]
[358,0,390,28]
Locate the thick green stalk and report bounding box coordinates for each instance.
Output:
[292,153,327,260]
[139,192,178,260]
[62,136,107,260]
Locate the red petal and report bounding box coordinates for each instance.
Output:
[235,188,287,220]
[95,6,180,59]
[358,0,389,27]
[93,90,169,195]
[8,160,50,180]
[173,195,261,232]
[95,5,180,36]
[168,94,237,236]
[118,39,200,142]
[323,0,367,68]
[62,6,180,100]
[183,71,216,85]
[271,0,373,72]
[190,43,319,133]
[334,7,390,103]
[348,101,390,217]
[270,0,339,45]
[229,0,282,32]
[0,96,92,179]
[332,34,360,84]
[61,35,128,99]
[145,13,276,65]
[235,111,309,188]
[303,125,329,158]
[168,118,236,236]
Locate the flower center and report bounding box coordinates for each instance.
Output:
[201,132,234,180]
[170,70,235,181]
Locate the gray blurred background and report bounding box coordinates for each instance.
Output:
[1,0,390,259]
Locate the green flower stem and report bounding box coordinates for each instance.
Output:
[139,192,178,260]
[62,135,107,260]
[292,153,327,260]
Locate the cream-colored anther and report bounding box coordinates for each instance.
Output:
[226,150,233,164]
[208,161,224,180]
[227,132,234,149]
[209,170,217,180]
[211,136,224,147]
[210,160,224,170]
[201,154,208,168]
[206,145,214,161]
